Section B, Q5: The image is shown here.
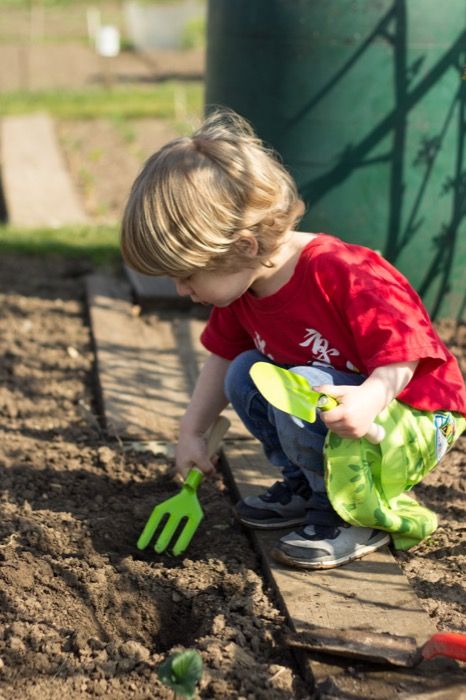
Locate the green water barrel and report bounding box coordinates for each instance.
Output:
[206,0,466,320]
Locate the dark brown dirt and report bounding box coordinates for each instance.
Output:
[0,255,465,699]
[0,255,310,699]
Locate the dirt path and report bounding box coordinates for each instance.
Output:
[0,43,204,92]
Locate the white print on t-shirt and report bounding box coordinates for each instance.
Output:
[253,332,274,360]
[299,328,340,364]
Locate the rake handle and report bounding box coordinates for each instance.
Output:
[207,415,231,458]
[186,414,231,487]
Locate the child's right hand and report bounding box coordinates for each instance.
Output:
[175,432,217,480]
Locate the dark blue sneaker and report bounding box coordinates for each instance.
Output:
[234,475,313,529]
[272,523,390,569]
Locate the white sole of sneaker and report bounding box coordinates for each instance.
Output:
[271,534,390,569]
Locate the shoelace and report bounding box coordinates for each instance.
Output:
[266,478,312,503]
[297,524,341,540]
[263,480,294,504]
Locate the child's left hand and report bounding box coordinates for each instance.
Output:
[313,383,384,439]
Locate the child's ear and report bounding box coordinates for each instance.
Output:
[234,232,259,258]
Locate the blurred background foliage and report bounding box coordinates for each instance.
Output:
[0,0,205,262]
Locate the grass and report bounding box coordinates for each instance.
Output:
[0,224,121,266]
[1,82,204,120]
[1,0,191,6]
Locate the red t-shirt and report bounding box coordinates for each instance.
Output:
[201,234,466,416]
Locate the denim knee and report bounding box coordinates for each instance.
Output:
[224,349,265,404]
[290,365,340,388]
[290,364,366,389]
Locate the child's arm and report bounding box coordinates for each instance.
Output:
[176,352,231,477]
[315,360,419,439]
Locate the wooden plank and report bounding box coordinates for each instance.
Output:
[86,273,248,440]
[1,113,88,227]
[87,273,185,440]
[223,440,441,697]
[225,441,435,639]
[173,316,249,440]
[124,266,179,301]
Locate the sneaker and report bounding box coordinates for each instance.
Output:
[234,475,313,529]
[271,523,390,569]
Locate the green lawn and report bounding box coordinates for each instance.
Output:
[0,224,121,266]
[1,82,203,120]
[1,0,187,6]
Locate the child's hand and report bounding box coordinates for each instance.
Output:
[313,383,384,440]
[175,432,217,480]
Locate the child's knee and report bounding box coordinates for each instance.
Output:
[290,365,336,388]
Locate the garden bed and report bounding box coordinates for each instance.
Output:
[0,254,465,698]
[0,254,309,698]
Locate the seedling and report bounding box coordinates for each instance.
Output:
[157,649,203,699]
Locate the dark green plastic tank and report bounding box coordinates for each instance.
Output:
[205,0,466,320]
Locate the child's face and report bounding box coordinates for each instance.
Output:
[173,265,260,307]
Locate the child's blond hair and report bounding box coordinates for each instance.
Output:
[121,109,304,277]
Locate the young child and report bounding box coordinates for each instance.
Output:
[121,110,466,570]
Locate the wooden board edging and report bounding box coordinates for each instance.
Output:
[86,273,248,441]
[221,440,447,698]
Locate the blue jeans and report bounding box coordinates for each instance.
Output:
[224,350,365,527]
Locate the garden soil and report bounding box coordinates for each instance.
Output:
[0,254,313,699]
[0,39,465,699]
[0,255,465,699]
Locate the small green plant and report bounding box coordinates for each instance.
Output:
[78,166,95,196]
[112,115,136,145]
[181,16,206,50]
[157,649,203,699]
[89,147,104,163]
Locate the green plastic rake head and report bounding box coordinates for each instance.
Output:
[137,416,230,556]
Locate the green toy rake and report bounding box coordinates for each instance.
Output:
[137,415,230,556]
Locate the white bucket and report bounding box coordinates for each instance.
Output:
[96,25,121,57]
[124,0,204,50]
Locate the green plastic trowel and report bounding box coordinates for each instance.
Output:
[137,415,230,556]
[249,362,385,445]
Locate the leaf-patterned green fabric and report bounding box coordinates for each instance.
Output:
[324,402,466,550]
